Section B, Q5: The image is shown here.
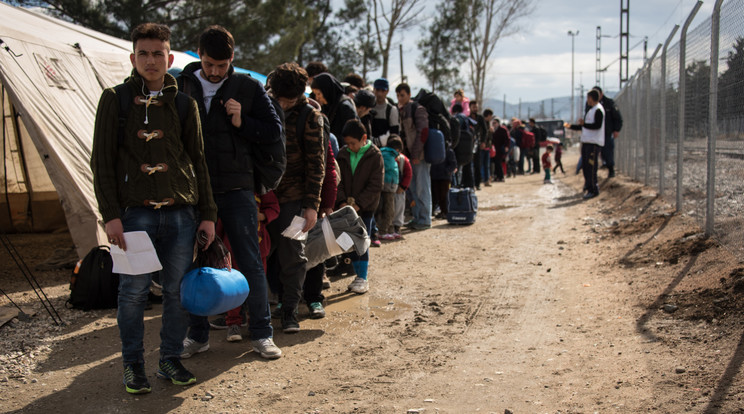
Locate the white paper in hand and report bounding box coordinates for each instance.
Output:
[281,215,308,240]
[110,231,163,275]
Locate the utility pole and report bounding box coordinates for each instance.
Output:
[620,0,630,88]
[568,30,579,122]
[518,97,522,119]
[596,26,601,87]
[503,94,506,119]
[399,44,406,83]
[551,98,554,118]
[643,36,648,63]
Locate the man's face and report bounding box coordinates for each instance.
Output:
[344,135,366,153]
[484,114,493,123]
[374,88,388,104]
[469,103,479,114]
[199,51,233,83]
[396,90,410,106]
[130,38,173,86]
[587,96,597,107]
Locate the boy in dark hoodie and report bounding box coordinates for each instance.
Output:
[335,119,384,294]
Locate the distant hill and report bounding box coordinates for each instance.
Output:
[482,92,618,122]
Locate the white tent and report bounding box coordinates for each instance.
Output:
[0,3,200,258]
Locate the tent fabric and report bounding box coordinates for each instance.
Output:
[0,3,263,259]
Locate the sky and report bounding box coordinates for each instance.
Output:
[366,0,718,104]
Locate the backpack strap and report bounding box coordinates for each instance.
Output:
[385,103,392,122]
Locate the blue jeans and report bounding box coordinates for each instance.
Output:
[410,161,432,226]
[189,189,273,343]
[118,206,197,364]
[479,149,491,183]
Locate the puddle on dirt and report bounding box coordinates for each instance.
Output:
[328,294,411,320]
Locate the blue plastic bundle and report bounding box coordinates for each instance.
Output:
[180,267,249,316]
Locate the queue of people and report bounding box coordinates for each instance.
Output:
[90,22,619,396]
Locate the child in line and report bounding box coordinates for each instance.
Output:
[388,136,411,238]
[542,145,553,184]
[553,142,565,174]
[335,119,384,294]
[378,142,401,240]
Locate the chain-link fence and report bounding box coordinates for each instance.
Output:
[615,0,744,259]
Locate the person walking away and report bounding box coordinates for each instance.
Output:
[265,63,326,333]
[91,23,217,394]
[395,83,431,230]
[335,119,384,293]
[567,89,605,199]
[542,145,553,184]
[553,142,565,174]
[177,25,283,358]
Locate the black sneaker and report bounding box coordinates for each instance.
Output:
[282,308,300,334]
[156,357,196,386]
[123,363,151,394]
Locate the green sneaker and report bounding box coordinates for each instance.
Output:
[308,302,326,319]
[156,357,196,386]
[123,363,151,394]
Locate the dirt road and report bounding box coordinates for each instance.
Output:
[2,152,744,413]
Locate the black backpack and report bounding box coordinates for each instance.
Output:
[414,89,455,147]
[454,114,475,166]
[68,246,119,310]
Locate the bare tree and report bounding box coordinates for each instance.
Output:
[369,0,424,79]
[465,0,534,104]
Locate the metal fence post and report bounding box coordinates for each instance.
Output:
[677,1,703,212]
[635,72,642,181]
[659,25,679,197]
[645,45,662,186]
[706,0,724,236]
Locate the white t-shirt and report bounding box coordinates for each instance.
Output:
[195,69,226,113]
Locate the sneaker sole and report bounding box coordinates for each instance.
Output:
[226,335,242,342]
[180,343,209,359]
[252,347,283,359]
[155,371,196,386]
[125,384,152,394]
[283,326,300,334]
[309,311,326,319]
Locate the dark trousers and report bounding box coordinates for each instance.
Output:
[553,158,565,174]
[581,143,601,195]
[472,151,481,188]
[267,200,306,311]
[601,136,615,167]
[493,156,505,181]
[461,161,475,188]
[303,263,325,304]
[432,179,451,214]
[531,148,540,173]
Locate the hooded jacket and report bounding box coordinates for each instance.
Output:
[177,61,283,193]
[335,143,384,214]
[312,73,358,138]
[91,70,217,223]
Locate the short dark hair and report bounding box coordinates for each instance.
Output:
[305,62,328,78]
[344,73,365,89]
[268,62,308,99]
[529,117,536,124]
[344,84,359,96]
[592,86,603,94]
[483,109,494,118]
[387,134,404,152]
[199,25,234,60]
[131,23,171,51]
[452,103,463,114]
[469,100,478,106]
[546,145,554,151]
[395,83,411,95]
[588,89,600,102]
[342,119,367,140]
